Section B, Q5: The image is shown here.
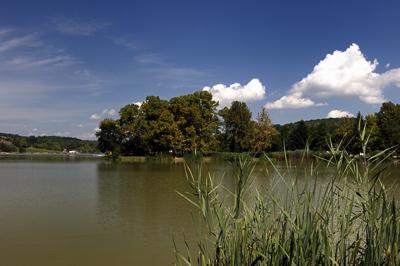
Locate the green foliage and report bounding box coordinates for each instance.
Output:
[310,122,328,150]
[175,127,400,265]
[96,94,399,157]
[0,137,17,152]
[252,108,278,152]
[170,91,219,153]
[0,133,97,153]
[288,120,308,150]
[140,96,183,154]
[376,102,400,152]
[219,101,254,152]
[96,118,122,155]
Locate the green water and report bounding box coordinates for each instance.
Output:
[0,159,398,265]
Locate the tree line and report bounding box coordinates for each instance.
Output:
[0,133,98,153]
[96,91,400,157]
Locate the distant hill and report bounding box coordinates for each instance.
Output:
[0,133,98,153]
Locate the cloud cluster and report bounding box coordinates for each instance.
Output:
[266,43,400,109]
[327,110,355,118]
[203,78,266,108]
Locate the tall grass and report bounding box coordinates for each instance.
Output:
[174,123,399,265]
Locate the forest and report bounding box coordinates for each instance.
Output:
[95,90,400,157]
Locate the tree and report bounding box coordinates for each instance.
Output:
[219,101,254,152]
[335,117,355,145]
[252,108,277,152]
[376,102,400,151]
[96,119,122,158]
[288,120,308,150]
[118,103,145,155]
[140,96,183,154]
[170,91,218,153]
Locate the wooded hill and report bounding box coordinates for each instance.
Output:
[0,133,98,153]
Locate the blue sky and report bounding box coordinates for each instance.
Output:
[0,0,399,139]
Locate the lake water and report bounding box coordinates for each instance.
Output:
[0,158,399,265]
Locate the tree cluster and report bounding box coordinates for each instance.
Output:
[96,91,278,155]
[271,102,400,154]
[96,91,400,156]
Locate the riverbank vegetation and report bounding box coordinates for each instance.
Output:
[175,126,400,265]
[96,91,400,158]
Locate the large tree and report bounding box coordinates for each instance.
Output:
[140,96,183,154]
[219,101,254,152]
[170,91,218,153]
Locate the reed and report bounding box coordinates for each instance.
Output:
[174,122,399,265]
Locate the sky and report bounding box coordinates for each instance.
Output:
[0,0,399,139]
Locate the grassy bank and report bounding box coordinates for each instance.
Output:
[175,131,400,265]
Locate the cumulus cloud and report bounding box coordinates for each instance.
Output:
[202,78,266,108]
[327,110,355,118]
[265,93,316,109]
[265,43,400,109]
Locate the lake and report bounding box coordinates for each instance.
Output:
[0,158,399,265]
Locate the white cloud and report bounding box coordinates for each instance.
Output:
[265,93,316,109]
[266,43,400,109]
[133,101,142,107]
[327,110,355,118]
[90,109,117,120]
[386,63,391,68]
[90,113,101,120]
[202,78,266,108]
